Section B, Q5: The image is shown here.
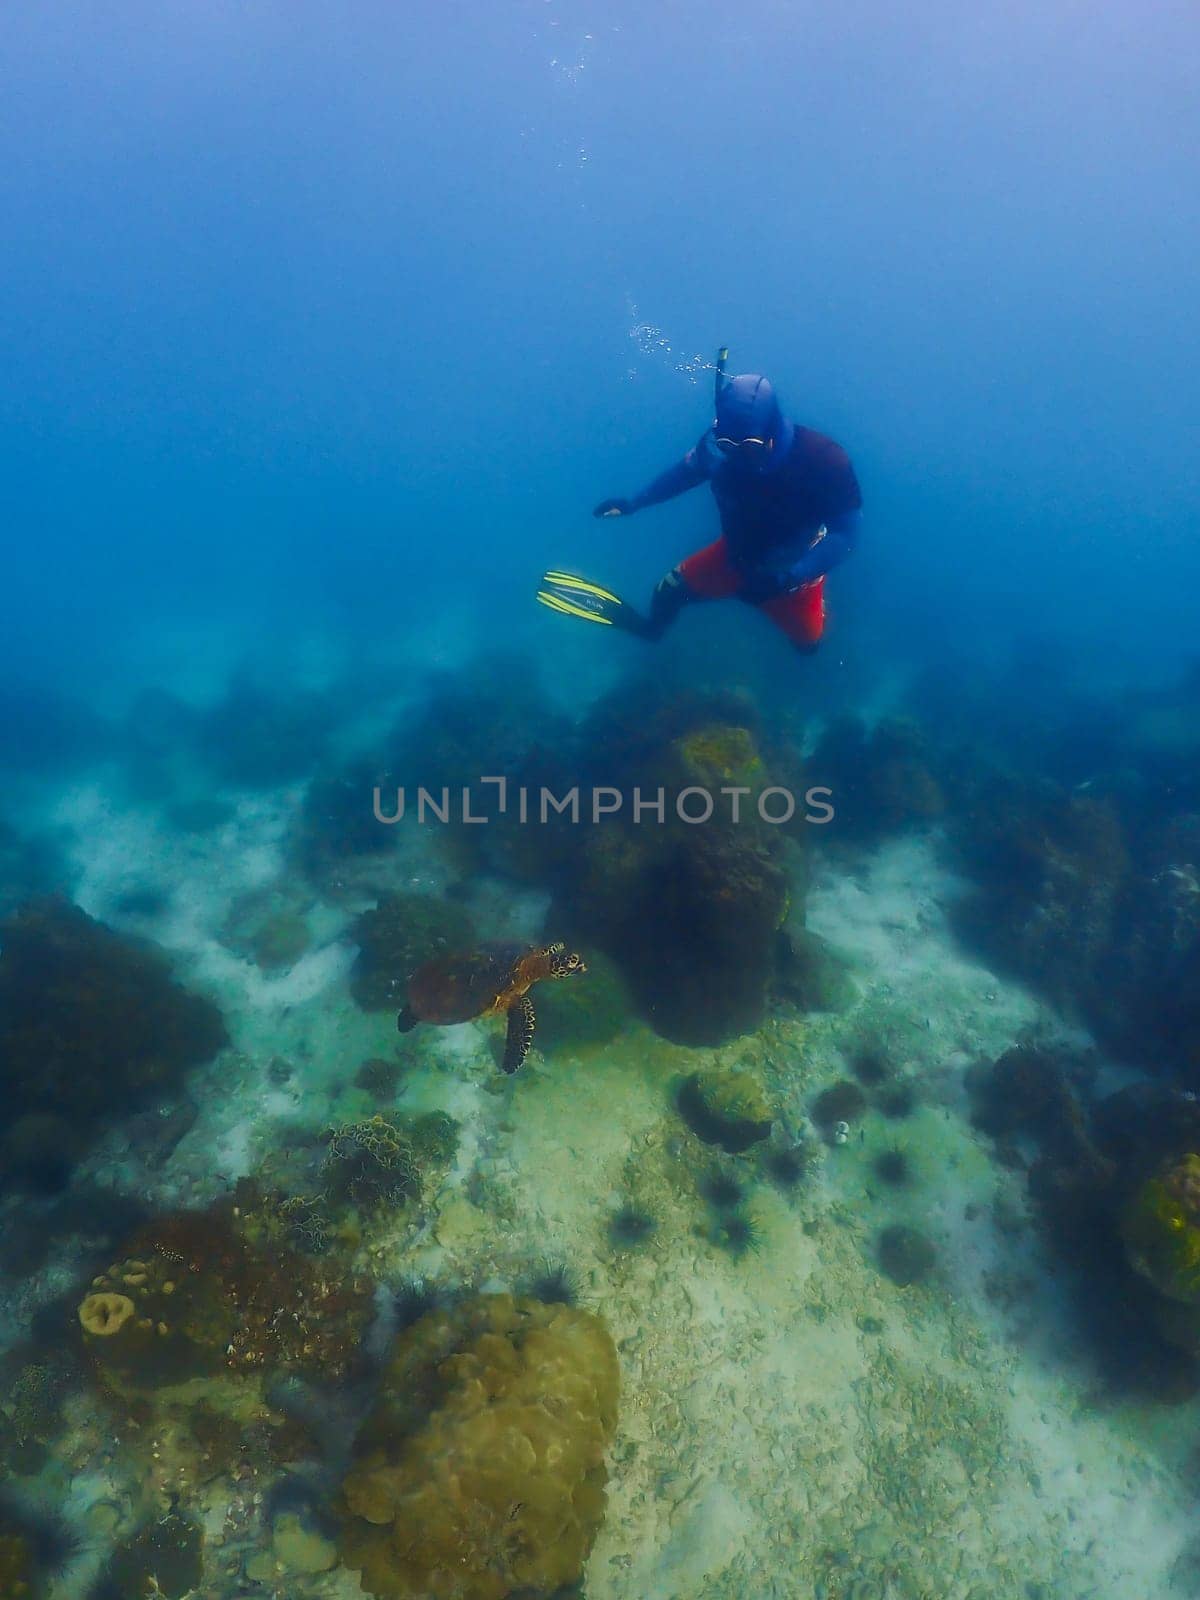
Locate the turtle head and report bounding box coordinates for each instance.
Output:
[545,942,587,979]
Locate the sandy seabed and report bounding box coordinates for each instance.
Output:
[7,782,1198,1600]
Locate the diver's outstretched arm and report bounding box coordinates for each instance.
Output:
[594,439,711,519]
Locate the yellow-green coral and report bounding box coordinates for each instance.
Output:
[338,1292,619,1600]
[676,723,765,787]
[1121,1153,1200,1304]
[78,1291,136,1337]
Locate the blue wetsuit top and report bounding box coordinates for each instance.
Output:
[629,423,863,588]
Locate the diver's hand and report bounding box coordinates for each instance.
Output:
[593,497,633,519]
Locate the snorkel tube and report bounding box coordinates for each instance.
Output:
[714,346,729,409]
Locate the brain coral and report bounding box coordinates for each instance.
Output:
[338,1292,619,1600]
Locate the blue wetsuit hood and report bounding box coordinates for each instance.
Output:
[714,373,794,470]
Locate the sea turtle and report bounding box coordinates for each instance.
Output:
[396,941,587,1073]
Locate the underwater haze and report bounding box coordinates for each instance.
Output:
[3,0,1199,695]
[3,5,1200,1600]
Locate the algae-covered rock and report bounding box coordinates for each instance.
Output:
[572,825,787,1045]
[0,897,228,1125]
[350,893,475,1011]
[0,897,228,1196]
[677,1068,773,1154]
[338,1292,619,1600]
[1122,1153,1200,1305]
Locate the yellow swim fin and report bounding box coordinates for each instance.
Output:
[536,570,627,627]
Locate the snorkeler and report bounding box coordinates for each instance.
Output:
[537,356,862,652]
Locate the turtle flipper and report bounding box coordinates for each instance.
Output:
[397,1005,418,1034]
[502,994,536,1074]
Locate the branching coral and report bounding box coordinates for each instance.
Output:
[338,1293,619,1600]
[323,1114,422,1208]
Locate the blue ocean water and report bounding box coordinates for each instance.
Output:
[3,5,1200,1599]
[3,1,1197,700]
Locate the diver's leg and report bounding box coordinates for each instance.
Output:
[760,577,826,654]
[617,538,738,640]
[610,568,689,640]
[615,538,742,641]
[631,568,690,640]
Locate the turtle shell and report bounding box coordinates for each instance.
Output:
[404,941,527,1024]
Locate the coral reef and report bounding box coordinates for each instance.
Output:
[322,1114,423,1208]
[76,1195,372,1394]
[566,819,788,1044]
[97,1510,203,1599]
[349,892,475,1011]
[676,1068,773,1154]
[6,1364,70,1450]
[384,652,573,881]
[355,1055,407,1098]
[0,897,227,1191]
[407,1110,460,1168]
[970,1047,1200,1398]
[552,713,795,1044]
[338,1292,619,1600]
[967,1044,1096,1166]
[575,675,762,789]
[953,785,1131,1018]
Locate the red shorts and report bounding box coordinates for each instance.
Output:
[677,537,827,649]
